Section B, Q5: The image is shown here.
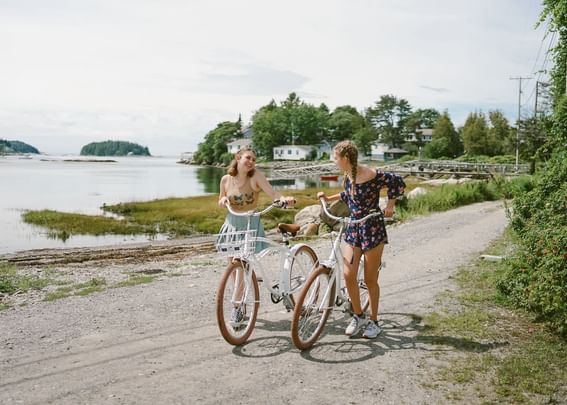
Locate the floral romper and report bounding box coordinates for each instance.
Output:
[340,170,406,252]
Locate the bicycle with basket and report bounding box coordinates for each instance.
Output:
[215,199,319,345]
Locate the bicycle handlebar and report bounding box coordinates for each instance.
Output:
[319,197,394,224]
[223,199,294,217]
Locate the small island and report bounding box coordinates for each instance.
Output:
[80,140,151,157]
[0,139,40,154]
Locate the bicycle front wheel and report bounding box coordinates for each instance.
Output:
[288,244,318,303]
[216,260,260,346]
[291,266,336,350]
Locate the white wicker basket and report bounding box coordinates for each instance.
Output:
[215,230,256,257]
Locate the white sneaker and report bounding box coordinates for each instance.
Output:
[362,320,382,339]
[345,314,367,336]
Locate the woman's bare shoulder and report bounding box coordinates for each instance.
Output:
[358,165,377,181]
[220,174,232,185]
[250,170,266,190]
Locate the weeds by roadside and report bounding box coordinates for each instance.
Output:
[418,229,567,403]
[1,262,180,307]
[0,262,64,309]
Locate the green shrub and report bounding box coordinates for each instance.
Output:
[497,151,567,335]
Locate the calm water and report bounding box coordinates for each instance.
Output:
[0,155,336,254]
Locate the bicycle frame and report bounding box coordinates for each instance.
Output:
[316,198,385,311]
[222,201,314,308]
[290,198,394,349]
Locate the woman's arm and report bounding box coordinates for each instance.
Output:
[254,171,295,204]
[377,171,406,217]
[316,191,341,202]
[218,175,229,207]
[383,198,396,218]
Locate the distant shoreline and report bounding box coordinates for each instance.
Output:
[39,158,118,163]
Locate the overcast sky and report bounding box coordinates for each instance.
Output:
[0,0,550,156]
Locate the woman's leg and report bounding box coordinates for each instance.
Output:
[343,243,363,314]
[363,243,384,321]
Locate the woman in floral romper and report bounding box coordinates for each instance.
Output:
[317,140,405,338]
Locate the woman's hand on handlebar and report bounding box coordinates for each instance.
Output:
[383,206,395,218]
[218,196,229,208]
[274,196,296,208]
[316,191,327,201]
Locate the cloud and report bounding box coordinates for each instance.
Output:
[419,85,451,94]
[0,0,547,155]
[189,64,310,96]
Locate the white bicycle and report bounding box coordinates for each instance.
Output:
[290,198,388,350]
[215,200,319,345]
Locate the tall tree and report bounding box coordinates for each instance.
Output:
[486,110,511,156]
[328,105,366,143]
[193,120,242,165]
[462,112,489,156]
[404,108,441,131]
[352,126,377,157]
[365,95,412,148]
[252,93,329,159]
[425,111,462,158]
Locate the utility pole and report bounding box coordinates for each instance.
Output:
[535,81,540,117]
[510,76,532,172]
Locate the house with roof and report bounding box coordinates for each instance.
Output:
[370,143,408,161]
[227,138,253,154]
[314,141,332,160]
[241,124,254,139]
[405,128,433,143]
[273,145,313,161]
[272,141,332,161]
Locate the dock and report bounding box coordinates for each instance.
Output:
[267,163,338,180]
[384,160,530,179]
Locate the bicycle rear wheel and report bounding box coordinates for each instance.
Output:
[291,266,336,350]
[216,260,260,345]
[288,244,318,303]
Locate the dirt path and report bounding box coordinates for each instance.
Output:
[0,201,508,404]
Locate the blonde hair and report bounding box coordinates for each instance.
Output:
[334,140,358,196]
[227,146,256,177]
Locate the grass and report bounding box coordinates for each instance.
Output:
[112,274,156,288]
[0,262,54,295]
[43,278,107,300]
[22,210,152,239]
[21,176,533,240]
[21,187,343,238]
[419,229,567,403]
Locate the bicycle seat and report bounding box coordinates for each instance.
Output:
[277,223,300,236]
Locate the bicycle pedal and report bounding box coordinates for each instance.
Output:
[282,295,294,311]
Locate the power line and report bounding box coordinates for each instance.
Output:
[510,76,532,171]
[523,28,557,109]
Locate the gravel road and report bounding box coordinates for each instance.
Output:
[0,201,508,404]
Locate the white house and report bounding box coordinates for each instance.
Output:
[273,145,313,160]
[314,141,332,160]
[370,143,389,161]
[406,128,433,143]
[179,151,194,162]
[370,143,408,161]
[227,138,253,154]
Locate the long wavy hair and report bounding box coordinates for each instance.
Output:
[334,140,358,196]
[227,146,257,177]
